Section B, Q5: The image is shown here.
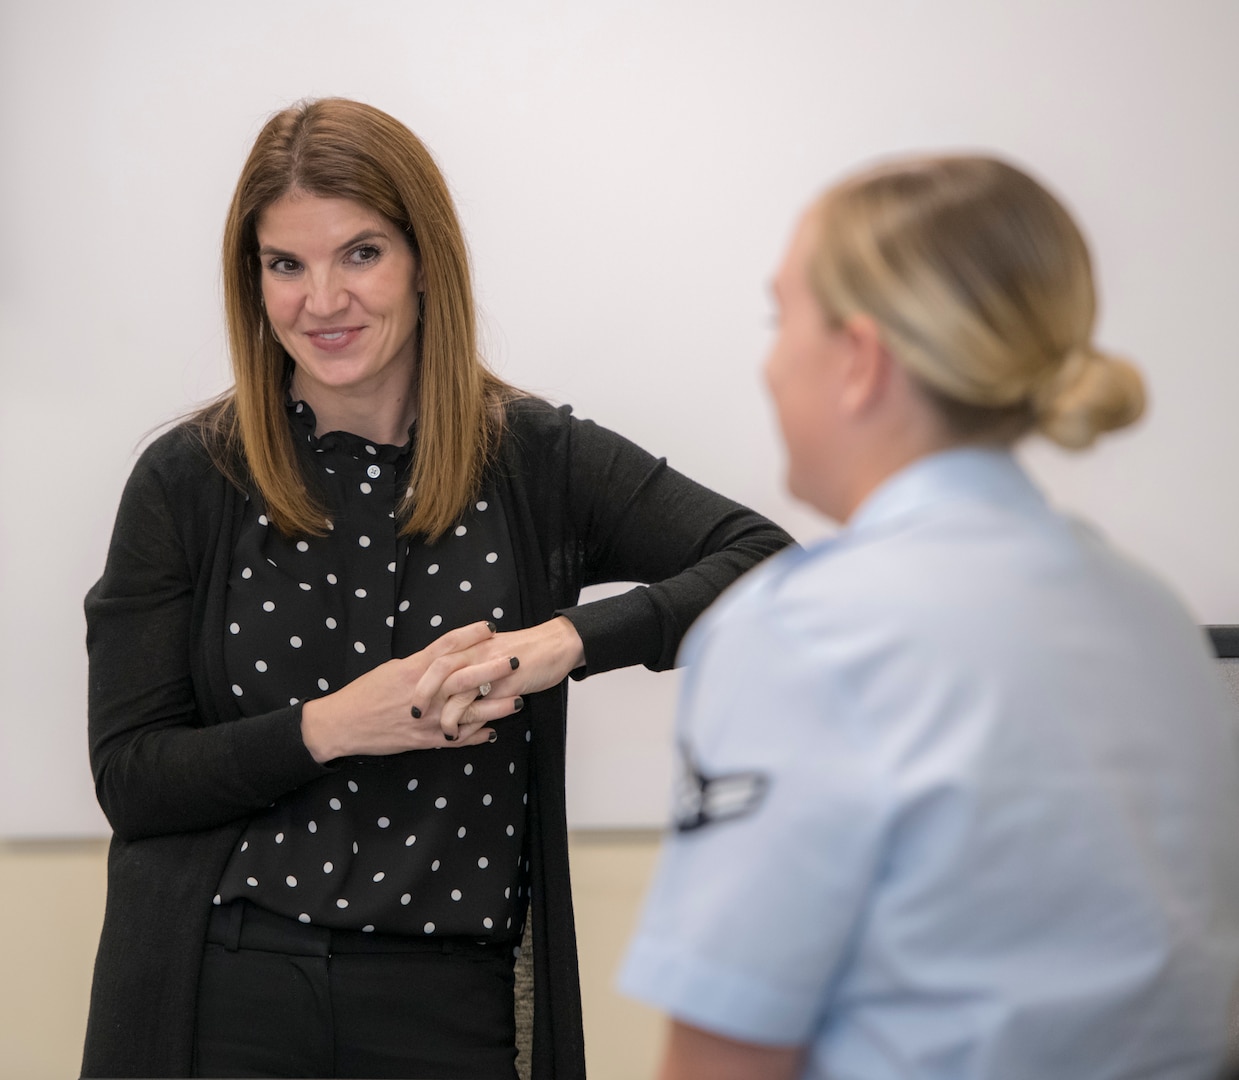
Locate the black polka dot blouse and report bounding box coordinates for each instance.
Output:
[214,401,531,940]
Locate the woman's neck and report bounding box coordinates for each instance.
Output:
[290,373,419,446]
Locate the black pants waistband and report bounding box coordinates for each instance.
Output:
[207,899,515,959]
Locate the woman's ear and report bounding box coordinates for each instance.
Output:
[838,313,895,417]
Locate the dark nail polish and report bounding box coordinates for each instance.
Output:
[514,696,524,711]
[411,706,422,719]
[509,656,520,670]
[488,730,498,743]
[445,733,457,742]
[486,620,497,633]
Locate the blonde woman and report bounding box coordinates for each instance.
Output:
[622,156,1239,1079]
[83,98,791,1079]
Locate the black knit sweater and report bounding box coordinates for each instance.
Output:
[82,397,793,1078]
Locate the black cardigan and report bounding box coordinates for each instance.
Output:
[82,397,793,1078]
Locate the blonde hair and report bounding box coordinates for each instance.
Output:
[197,98,519,540]
[808,155,1144,449]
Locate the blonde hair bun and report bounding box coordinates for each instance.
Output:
[808,155,1147,451]
[1033,346,1146,450]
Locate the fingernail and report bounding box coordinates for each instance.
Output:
[445,733,457,742]
[488,730,498,743]
[514,696,524,711]
[509,656,520,670]
[486,620,497,633]
[411,706,422,719]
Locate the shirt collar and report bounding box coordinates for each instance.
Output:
[286,397,416,464]
[845,446,1045,540]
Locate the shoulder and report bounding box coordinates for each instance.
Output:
[694,497,1210,721]
[679,543,860,725]
[672,546,888,827]
[497,396,571,461]
[679,511,1027,745]
[499,396,657,469]
[502,394,571,433]
[120,420,230,515]
[687,535,903,662]
[503,395,662,444]
[139,418,224,475]
[139,420,215,467]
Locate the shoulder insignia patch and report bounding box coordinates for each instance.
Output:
[674,742,769,832]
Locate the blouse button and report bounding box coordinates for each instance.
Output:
[367,464,382,479]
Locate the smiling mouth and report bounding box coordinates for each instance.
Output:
[304,326,364,352]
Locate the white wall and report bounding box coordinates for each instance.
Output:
[2,0,1236,836]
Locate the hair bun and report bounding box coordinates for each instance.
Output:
[1032,346,1146,449]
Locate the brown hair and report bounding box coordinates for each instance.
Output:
[196,97,519,539]
[808,155,1144,449]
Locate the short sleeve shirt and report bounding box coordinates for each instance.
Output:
[621,449,1239,1079]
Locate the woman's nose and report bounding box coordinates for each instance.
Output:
[304,269,348,316]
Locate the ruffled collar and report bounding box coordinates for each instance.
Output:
[285,397,416,465]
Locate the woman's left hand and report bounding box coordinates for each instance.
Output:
[437,616,585,739]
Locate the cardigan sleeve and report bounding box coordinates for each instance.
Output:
[521,402,795,676]
[85,434,329,842]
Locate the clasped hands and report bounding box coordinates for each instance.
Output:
[300,616,585,763]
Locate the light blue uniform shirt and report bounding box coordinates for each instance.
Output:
[621,449,1239,1079]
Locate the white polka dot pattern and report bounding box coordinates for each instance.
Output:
[216,401,530,938]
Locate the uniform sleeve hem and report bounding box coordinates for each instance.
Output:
[618,933,817,1046]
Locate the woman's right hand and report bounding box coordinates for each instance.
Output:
[299,620,522,762]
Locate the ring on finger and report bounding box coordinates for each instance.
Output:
[478,681,492,698]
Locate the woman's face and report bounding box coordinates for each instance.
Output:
[764,209,853,516]
[256,193,423,407]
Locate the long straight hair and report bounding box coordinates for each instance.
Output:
[197,98,519,540]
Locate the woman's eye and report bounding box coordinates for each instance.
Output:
[350,245,382,265]
[267,258,300,275]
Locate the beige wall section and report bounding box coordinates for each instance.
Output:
[0,841,107,1080]
[570,832,666,1079]
[0,831,665,1080]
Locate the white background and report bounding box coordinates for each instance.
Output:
[1,0,1236,836]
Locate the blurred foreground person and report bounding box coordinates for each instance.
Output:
[621,155,1239,1080]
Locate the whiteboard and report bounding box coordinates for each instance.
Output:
[2,0,1236,837]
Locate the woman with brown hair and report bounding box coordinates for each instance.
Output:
[82,97,791,1079]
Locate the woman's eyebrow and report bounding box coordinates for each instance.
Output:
[257,229,391,259]
[334,229,390,252]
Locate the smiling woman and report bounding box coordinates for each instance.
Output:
[81,97,792,1080]
[257,195,425,444]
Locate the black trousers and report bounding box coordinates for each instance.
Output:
[194,900,519,1079]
